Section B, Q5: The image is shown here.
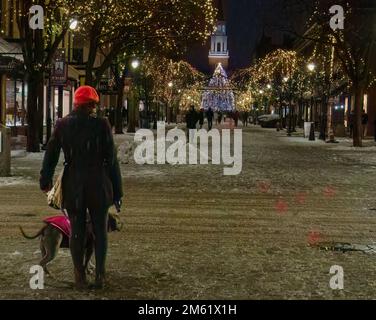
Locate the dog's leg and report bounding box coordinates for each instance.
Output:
[40,228,63,276]
[40,241,46,259]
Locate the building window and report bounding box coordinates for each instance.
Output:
[72,48,84,64]
[5,79,27,127]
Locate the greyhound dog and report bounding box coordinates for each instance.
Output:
[19,211,121,275]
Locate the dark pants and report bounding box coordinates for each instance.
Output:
[208,119,213,131]
[66,189,109,285]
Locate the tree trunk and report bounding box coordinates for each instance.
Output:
[115,79,124,134]
[26,74,43,152]
[287,100,292,136]
[292,104,296,132]
[85,68,94,87]
[38,75,45,145]
[353,84,364,147]
[46,79,52,144]
[127,90,137,133]
[85,28,100,87]
[167,103,172,124]
[319,97,328,141]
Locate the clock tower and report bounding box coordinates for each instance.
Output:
[208,0,229,71]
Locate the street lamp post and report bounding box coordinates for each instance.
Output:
[306,63,317,141]
[307,63,316,123]
[167,81,173,124]
[126,58,140,133]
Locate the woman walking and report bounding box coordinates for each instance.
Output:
[40,86,123,289]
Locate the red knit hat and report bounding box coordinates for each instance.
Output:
[74,86,100,107]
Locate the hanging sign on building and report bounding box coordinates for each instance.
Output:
[51,49,67,86]
[0,57,23,74]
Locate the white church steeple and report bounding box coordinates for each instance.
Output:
[209,0,229,70]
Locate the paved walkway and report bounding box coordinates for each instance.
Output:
[1,125,376,299]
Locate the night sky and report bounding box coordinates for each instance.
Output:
[186,0,298,74]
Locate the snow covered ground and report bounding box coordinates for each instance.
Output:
[1,125,376,299]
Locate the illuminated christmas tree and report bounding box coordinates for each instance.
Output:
[201,63,235,112]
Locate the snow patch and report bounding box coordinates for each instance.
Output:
[11,150,46,160]
[0,176,36,187]
[123,168,164,177]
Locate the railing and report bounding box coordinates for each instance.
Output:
[209,51,229,56]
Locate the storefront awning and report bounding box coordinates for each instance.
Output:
[0,39,24,77]
[0,39,23,62]
[68,65,82,81]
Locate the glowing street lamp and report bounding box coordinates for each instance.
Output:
[69,18,79,30]
[168,81,173,88]
[259,90,264,94]
[307,63,316,72]
[131,59,140,70]
[267,84,272,89]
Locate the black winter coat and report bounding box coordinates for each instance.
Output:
[186,110,198,129]
[198,111,204,125]
[40,109,123,210]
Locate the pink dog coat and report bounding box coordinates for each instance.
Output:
[43,215,71,238]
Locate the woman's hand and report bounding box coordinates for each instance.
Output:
[40,177,52,193]
[114,199,122,213]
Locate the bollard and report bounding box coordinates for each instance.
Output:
[0,125,11,176]
[309,123,315,141]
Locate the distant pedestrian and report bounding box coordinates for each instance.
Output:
[349,111,354,138]
[121,105,127,127]
[362,109,368,138]
[206,107,214,131]
[198,108,205,129]
[186,105,198,142]
[218,111,223,124]
[108,106,115,129]
[242,111,249,127]
[233,110,240,127]
[151,111,157,130]
[214,111,218,125]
